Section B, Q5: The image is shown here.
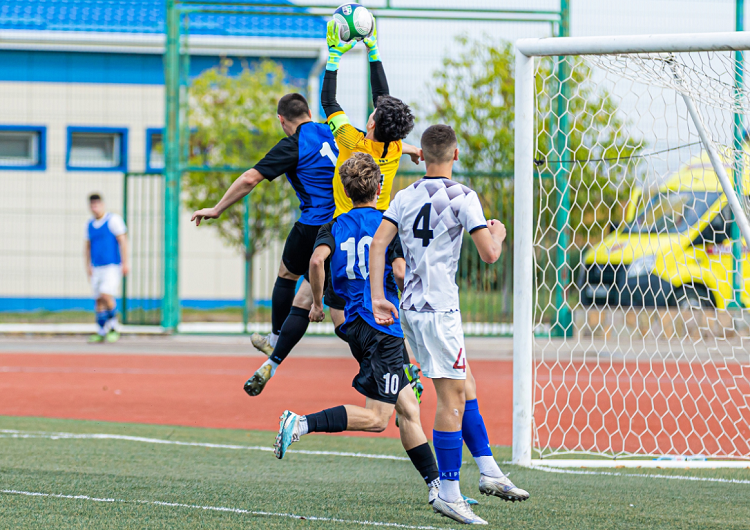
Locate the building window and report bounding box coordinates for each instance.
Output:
[0,126,46,170]
[66,127,127,172]
[146,128,164,172]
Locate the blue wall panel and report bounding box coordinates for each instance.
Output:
[0,50,314,86]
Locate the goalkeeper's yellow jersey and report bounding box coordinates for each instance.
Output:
[327,111,403,218]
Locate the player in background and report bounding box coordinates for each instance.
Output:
[273,153,441,506]
[191,94,338,383]
[370,125,529,525]
[244,17,423,398]
[85,193,129,343]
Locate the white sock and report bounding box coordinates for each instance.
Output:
[438,480,461,503]
[262,359,279,377]
[298,416,309,436]
[106,317,118,333]
[428,478,440,489]
[475,455,503,478]
[269,333,279,348]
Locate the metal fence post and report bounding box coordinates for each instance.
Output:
[552,0,572,337]
[731,0,745,309]
[162,0,181,331]
[243,195,254,332]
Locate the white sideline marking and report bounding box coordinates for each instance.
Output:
[0,429,410,461]
[3,429,747,485]
[0,489,454,529]
[530,465,750,484]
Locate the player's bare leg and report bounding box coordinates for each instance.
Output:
[245,280,312,396]
[462,363,528,502]
[251,261,300,357]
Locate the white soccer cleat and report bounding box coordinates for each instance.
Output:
[478,474,529,502]
[432,496,487,525]
[274,410,301,459]
[250,333,274,357]
[428,485,439,505]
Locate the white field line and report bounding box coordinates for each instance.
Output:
[0,429,410,461]
[529,465,750,484]
[3,429,748,485]
[0,489,454,530]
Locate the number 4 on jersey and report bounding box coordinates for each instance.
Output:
[453,348,466,372]
[413,203,434,247]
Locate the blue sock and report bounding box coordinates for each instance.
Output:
[462,399,493,457]
[433,429,463,482]
[106,306,117,321]
[95,311,108,334]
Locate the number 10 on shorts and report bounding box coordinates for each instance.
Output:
[382,373,400,395]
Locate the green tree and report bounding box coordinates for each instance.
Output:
[421,37,645,236]
[421,37,646,318]
[183,59,297,260]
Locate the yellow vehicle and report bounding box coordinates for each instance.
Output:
[579,151,750,309]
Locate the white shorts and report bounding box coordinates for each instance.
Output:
[402,310,467,380]
[91,264,122,299]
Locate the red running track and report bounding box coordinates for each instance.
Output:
[0,353,514,444]
[2,353,746,456]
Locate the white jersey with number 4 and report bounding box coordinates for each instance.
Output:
[383,176,488,313]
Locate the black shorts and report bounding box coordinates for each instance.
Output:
[323,258,346,311]
[282,221,322,277]
[347,317,408,405]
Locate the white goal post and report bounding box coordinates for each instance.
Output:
[513,32,750,468]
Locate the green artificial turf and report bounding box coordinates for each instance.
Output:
[1,416,749,529]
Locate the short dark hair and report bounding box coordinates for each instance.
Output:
[421,125,458,165]
[339,152,382,204]
[373,95,415,144]
[89,193,102,202]
[277,93,310,121]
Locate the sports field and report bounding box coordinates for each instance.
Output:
[2,416,750,529]
[1,337,750,529]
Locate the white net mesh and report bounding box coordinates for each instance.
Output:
[532,49,750,460]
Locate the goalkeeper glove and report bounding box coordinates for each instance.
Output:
[363,14,380,62]
[326,19,356,72]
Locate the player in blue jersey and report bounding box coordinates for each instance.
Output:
[191,93,340,377]
[85,193,129,343]
[272,152,444,507]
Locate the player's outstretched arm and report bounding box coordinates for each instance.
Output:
[402,143,421,165]
[369,221,399,325]
[190,168,264,226]
[471,219,506,264]
[322,20,356,119]
[308,244,331,322]
[363,16,390,107]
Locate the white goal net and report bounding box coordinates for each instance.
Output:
[513,33,750,466]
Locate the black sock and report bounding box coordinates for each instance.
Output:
[305,405,348,433]
[270,306,309,364]
[406,443,440,485]
[334,324,349,343]
[271,277,298,336]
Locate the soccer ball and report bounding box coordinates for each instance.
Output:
[332,3,374,42]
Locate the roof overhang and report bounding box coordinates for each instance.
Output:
[0,29,357,58]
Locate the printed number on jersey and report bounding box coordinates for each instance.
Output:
[413,203,434,247]
[382,373,400,394]
[319,142,337,166]
[340,236,373,279]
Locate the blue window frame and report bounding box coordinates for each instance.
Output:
[0,125,46,170]
[66,126,128,172]
[145,127,164,173]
